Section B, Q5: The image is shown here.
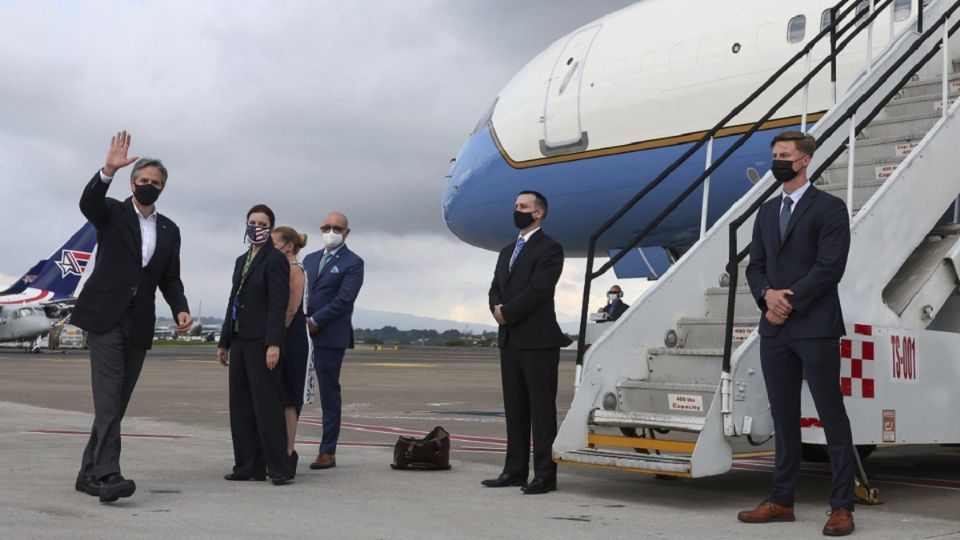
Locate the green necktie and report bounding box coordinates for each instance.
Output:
[317,251,333,277]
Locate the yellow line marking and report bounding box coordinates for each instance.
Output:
[733,451,776,458]
[588,433,696,453]
[939,451,960,457]
[491,112,828,169]
[359,363,434,368]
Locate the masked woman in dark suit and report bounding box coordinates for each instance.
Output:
[217,204,294,485]
[270,226,309,470]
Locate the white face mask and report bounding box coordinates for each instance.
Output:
[322,231,344,249]
[607,293,620,303]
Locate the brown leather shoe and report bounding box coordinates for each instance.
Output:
[823,507,854,536]
[309,453,336,470]
[737,501,796,523]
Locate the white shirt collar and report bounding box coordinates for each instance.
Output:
[782,180,811,207]
[518,227,540,242]
[325,244,345,256]
[133,203,158,221]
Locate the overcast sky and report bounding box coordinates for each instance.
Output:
[0,0,641,326]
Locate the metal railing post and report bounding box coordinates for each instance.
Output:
[868,0,876,73]
[847,114,857,218]
[944,19,951,117]
[700,138,714,238]
[831,6,839,102]
[575,242,597,385]
[802,52,812,131]
[919,0,925,33]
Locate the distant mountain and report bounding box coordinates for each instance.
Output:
[158,308,579,335]
[353,308,497,333]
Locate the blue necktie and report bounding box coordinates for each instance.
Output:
[317,251,332,277]
[509,237,526,270]
[779,196,794,240]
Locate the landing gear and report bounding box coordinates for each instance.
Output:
[800,443,883,505]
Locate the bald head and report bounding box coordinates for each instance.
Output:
[321,211,350,249]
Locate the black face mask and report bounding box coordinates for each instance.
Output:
[514,210,536,229]
[771,159,802,183]
[134,184,161,206]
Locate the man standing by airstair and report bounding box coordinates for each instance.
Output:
[739,131,856,536]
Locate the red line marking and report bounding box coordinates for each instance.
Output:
[733,458,960,491]
[27,429,190,440]
[299,419,508,446]
[0,291,52,304]
[854,324,873,336]
[294,439,505,454]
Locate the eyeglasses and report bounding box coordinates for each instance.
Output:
[320,225,345,233]
[607,291,620,295]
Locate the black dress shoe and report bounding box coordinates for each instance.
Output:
[99,474,136,503]
[521,477,556,495]
[75,475,100,496]
[271,475,294,486]
[481,473,528,488]
[290,450,299,478]
[223,472,266,481]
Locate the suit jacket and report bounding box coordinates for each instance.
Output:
[218,242,289,349]
[302,245,364,349]
[71,171,189,349]
[746,184,850,339]
[489,230,572,349]
[600,300,629,322]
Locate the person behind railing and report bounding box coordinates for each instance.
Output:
[738,131,855,537]
[596,284,629,322]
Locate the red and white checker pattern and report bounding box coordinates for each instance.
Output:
[840,325,875,399]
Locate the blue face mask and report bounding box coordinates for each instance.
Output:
[245,224,271,244]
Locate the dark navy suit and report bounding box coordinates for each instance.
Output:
[489,229,572,482]
[302,245,363,455]
[746,183,855,511]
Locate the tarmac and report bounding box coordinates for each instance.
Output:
[0,344,958,539]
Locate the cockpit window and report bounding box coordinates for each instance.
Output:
[471,98,499,136]
[787,15,806,44]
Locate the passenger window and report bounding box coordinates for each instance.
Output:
[787,15,806,44]
[821,9,833,31]
[894,0,912,21]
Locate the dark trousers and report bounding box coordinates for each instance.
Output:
[313,347,345,455]
[229,337,292,479]
[499,346,559,481]
[80,308,147,480]
[760,334,855,511]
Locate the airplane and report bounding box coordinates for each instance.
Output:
[0,223,97,345]
[442,0,919,277]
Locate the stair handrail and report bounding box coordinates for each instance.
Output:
[720,0,960,383]
[577,0,894,367]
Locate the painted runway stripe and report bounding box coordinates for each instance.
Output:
[26,429,190,440]
[294,439,506,454]
[299,419,508,446]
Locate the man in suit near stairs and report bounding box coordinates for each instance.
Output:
[741,131,856,537]
[483,190,572,495]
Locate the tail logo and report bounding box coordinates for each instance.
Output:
[55,250,92,278]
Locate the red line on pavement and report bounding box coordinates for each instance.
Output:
[27,429,190,440]
[732,459,960,490]
[299,419,508,446]
[294,439,506,454]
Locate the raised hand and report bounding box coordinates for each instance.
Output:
[103,130,140,177]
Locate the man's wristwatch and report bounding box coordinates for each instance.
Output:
[761,286,770,300]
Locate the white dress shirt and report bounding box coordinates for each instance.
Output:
[781,180,811,212]
[100,170,157,267]
[517,226,541,243]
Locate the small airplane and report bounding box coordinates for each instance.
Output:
[0,223,97,345]
[443,0,918,277]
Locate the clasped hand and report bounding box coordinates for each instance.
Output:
[764,288,794,326]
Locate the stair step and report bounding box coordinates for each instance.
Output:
[895,73,960,99]
[860,113,941,139]
[554,448,693,475]
[616,379,717,416]
[881,92,959,119]
[590,409,706,433]
[675,316,759,349]
[831,134,926,162]
[587,432,697,453]
[704,286,759,318]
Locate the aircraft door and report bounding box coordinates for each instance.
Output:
[541,24,601,156]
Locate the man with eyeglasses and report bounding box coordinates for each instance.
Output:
[597,284,629,322]
[72,131,192,503]
[302,211,364,471]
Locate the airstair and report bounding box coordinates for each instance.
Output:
[556,0,960,478]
